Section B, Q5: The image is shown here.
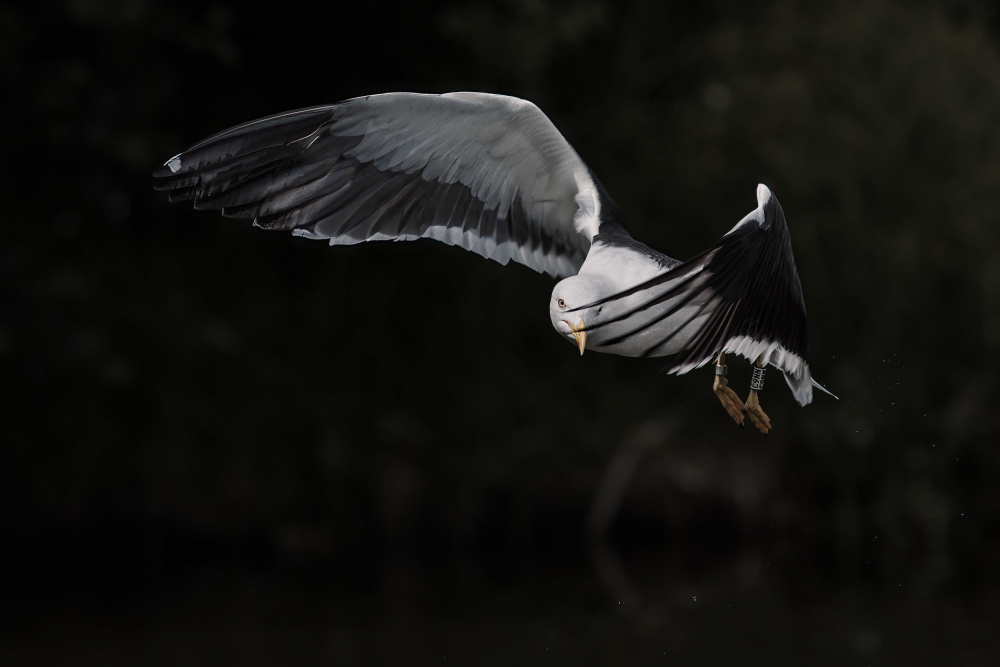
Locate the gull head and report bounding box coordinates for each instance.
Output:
[549,273,612,355]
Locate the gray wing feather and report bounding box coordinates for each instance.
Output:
[154,93,601,277]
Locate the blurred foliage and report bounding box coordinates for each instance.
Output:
[3,0,1000,616]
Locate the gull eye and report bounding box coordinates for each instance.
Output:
[557,298,566,309]
[596,306,603,316]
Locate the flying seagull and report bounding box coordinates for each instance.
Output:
[154,92,833,433]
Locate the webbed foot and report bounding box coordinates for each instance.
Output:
[713,355,745,427]
[744,389,771,434]
[744,356,771,434]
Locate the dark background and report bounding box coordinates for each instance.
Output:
[3,0,999,664]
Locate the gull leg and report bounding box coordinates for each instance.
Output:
[744,356,772,434]
[713,353,745,427]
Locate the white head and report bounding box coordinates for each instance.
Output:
[549,273,612,355]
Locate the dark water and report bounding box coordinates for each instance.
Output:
[6,538,999,666]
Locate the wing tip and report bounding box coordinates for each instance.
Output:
[153,154,184,177]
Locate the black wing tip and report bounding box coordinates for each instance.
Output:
[152,155,184,179]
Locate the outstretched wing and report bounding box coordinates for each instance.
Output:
[153,92,605,278]
[578,185,818,405]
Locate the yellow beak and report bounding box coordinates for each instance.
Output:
[566,317,587,355]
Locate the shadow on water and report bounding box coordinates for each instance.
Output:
[5,416,999,667]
